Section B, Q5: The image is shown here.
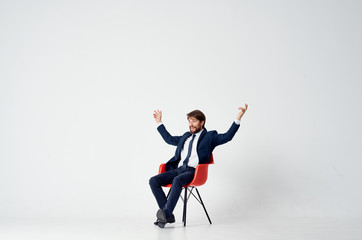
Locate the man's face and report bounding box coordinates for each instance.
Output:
[188,117,204,134]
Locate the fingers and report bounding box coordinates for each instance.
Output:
[238,104,248,112]
[153,110,162,119]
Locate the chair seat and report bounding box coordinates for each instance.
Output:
[158,154,214,188]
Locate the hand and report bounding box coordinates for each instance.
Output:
[236,104,248,120]
[153,110,162,124]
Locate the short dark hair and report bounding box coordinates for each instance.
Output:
[187,110,206,128]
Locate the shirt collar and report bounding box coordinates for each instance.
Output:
[192,128,204,137]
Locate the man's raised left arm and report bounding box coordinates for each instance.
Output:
[213,104,248,146]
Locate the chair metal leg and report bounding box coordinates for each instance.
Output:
[195,188,212,224]
[165,186,212,226]
[182,187,188,226]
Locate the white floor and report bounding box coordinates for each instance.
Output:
[1,216,361,240]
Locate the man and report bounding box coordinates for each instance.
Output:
[149,104,248,228]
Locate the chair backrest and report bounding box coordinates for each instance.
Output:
[187,153,214,187]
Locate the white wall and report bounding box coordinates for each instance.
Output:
[1,0,361,220]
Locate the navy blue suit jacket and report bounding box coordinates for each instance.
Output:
[157,122,240,171]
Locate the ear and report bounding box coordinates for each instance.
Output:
[201,121,205,128]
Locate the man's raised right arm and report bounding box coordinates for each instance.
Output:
[153,110,182,146]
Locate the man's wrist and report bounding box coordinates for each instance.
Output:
[234,119,241,125]
[157,122,163,127]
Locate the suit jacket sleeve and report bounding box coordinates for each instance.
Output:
[213,122,240,147]
[157,124,183,146]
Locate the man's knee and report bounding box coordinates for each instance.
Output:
[148,176,156,186]
[149,175,158,187]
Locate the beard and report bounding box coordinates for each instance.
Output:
[190,126,202,133]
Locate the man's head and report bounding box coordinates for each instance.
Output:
[187,110,206,134]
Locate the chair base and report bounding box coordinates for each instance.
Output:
[167,186,212,226]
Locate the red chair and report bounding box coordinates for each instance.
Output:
[158,154,214,226]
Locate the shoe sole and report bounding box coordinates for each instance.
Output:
[157,221,166,228]
[154,219,174,225]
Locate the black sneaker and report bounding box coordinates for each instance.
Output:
[155,210,175,228]
[154,214,175,225]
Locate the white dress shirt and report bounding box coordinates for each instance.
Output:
[178,129,204,168]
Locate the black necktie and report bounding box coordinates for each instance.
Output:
[182,134,196,170]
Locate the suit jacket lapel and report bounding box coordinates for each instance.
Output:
[199,128,207,141]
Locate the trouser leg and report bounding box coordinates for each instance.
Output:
[149,170,178,209]
[163,168,195,218]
